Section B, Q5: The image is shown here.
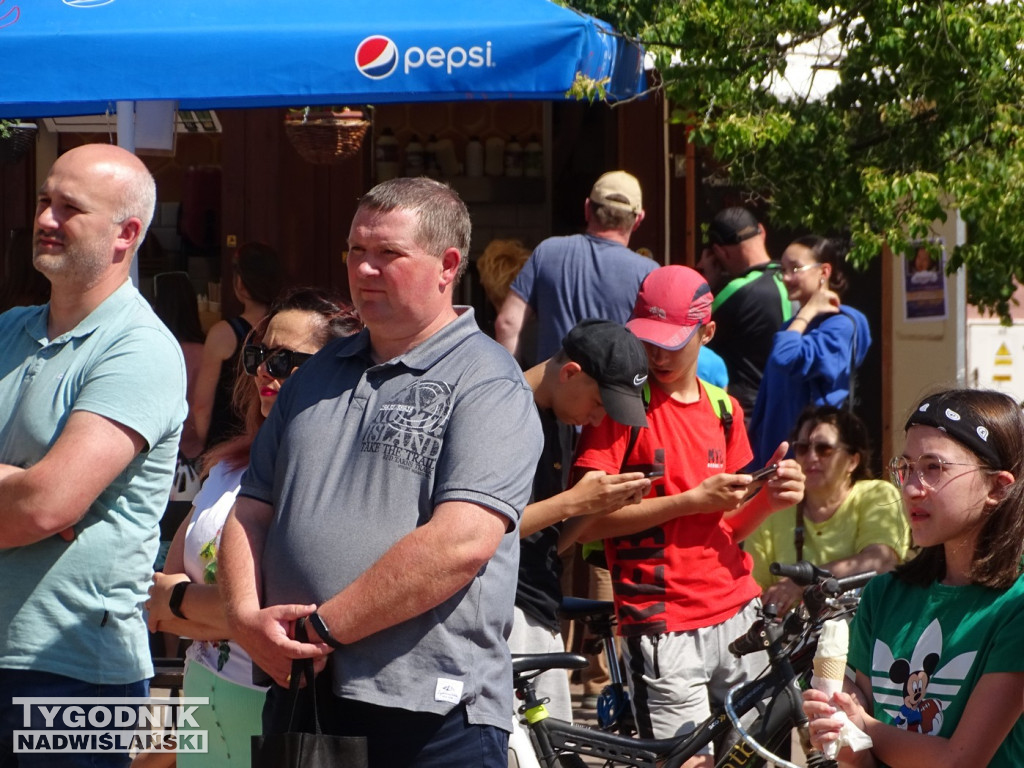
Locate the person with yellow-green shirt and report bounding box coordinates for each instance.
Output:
[747,405,910,613]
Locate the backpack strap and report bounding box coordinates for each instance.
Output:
[711,262,793,323]
[698,378,733,441]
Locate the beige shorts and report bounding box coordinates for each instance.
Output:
[622,599,767,754]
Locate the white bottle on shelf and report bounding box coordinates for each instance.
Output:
[375,127,400,183]
[485,136,506,176]
[504,135,524,178]
[525,134,543,178]
[404,134,425,177]
[465,136,484,177]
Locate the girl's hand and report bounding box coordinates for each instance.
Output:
[802,288,841,319]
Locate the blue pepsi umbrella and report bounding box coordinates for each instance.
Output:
[0,0,644,118]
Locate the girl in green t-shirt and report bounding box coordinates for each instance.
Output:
[803,388,1024,767]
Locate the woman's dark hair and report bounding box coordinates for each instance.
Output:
[896,388,1024,589]
[202,287,361,474]
[151,272,205,345]
[233,241,283,306]
[791,405,873,483]
[789,235,848,296]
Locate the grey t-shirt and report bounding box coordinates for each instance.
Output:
[241,308,542,730]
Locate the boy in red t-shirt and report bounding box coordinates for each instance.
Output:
[572,266,805,764]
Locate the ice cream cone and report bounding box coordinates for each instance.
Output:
[813,655,846,682]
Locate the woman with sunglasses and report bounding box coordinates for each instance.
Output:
[804,389,1024,767]
[748,235,871,470]
[746,405,908,614]
[145,288,361,767]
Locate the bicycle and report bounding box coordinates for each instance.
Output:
[559,596,634,735]
[511,562,873,768]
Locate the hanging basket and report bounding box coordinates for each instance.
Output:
[0,123,38,166]
[284,108,370,165]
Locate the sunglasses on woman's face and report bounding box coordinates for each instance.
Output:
[792,440,844,459]
[242,344,313,380]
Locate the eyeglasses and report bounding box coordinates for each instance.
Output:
[793,440,844,459]
[779,263,821,278]
[242,344,313,380]
[888,454,989,490]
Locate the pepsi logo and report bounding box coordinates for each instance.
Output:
[355,36,399,80]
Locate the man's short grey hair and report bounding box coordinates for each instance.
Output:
[112,162,157,253]
[358,177,472,281]
[590,201,637,233]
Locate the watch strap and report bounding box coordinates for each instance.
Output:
[168,581,190,620]
[309,610,344,650]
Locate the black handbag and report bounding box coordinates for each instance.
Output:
[251,620,368,768]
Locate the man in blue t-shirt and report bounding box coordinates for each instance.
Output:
[495,170,656,367]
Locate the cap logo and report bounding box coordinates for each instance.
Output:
[633,373,647,387]
[945,408,961,421]
[648,306,667,319]
[977,426,989,441]
[918,403,930,412]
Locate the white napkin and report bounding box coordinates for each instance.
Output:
[810,674,874,759]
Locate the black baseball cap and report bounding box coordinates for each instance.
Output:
[708,207,760,246]
[562,319,648,428]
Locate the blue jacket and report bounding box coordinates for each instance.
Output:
[748,305,871,469]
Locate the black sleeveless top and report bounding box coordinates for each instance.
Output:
[205,315,252,449]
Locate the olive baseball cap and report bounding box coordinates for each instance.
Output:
[589,171,643,215]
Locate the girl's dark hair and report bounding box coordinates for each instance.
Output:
[790,404,873,483]
[896,388,1024,589]
[151,272,205,345]
[233,241,284,306]
[789,235,848,296]
[202,287,361,474]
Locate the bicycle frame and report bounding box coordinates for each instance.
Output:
[516,563,870,768]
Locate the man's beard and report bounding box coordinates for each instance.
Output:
[33,234,110,284]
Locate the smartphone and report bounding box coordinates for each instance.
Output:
[749,463,779,482]
[645,466,665,479]
[646,449,665,479]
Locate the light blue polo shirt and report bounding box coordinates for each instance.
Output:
[0,280,186,684]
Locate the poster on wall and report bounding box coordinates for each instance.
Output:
[903,240,947,321]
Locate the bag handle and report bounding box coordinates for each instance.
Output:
[283,617,323,735]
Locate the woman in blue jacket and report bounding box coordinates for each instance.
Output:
[749,235,870,469]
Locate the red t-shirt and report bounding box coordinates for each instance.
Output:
[574,381,760,636]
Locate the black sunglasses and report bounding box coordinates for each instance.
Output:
[242,344,313,380]
[792,440,845,459]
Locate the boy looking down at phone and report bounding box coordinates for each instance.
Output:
[570,266,805,766]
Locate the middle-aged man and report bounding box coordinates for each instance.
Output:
[701,206,792,418]
[0,143,187,767]
[220,177,543,767]
[495,170,656,366]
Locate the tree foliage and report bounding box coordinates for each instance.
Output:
[568,0,1024,319]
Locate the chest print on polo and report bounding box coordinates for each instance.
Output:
[362,380,454,477]
[869,618,976,736]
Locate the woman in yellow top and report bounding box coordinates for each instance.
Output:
[747,405,910,613]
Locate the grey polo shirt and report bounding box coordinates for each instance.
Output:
[241,308,542,730]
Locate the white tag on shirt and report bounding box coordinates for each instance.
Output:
[434,677,464,704]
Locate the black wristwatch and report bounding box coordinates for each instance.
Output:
[308,610,345,650]
[168,581,190,620]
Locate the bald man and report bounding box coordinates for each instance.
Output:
[0,144,187,766]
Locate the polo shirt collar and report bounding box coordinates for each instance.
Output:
[337,306,479,372]
[28,279,136,344]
